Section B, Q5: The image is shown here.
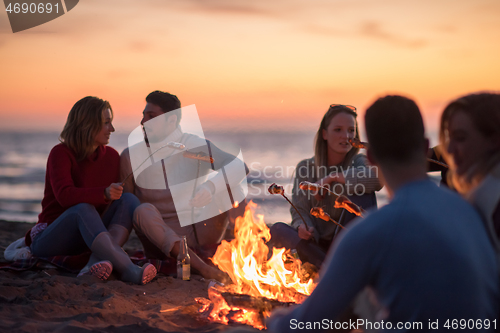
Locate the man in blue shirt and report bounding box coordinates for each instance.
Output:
[268,95,499,332]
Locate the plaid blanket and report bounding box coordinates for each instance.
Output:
[0,245,218,277]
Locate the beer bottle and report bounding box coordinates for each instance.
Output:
[177,236,191,280]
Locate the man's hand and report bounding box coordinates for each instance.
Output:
[105,183,123,201]
[189,182,215,208]
[298,223,314,241]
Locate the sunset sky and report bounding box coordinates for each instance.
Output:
[0,0,499,136]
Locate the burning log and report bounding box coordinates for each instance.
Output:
[198,286,267,329]
[199,287,304,330]
[334,195,365,217]
[202,201,316,329]
[310,207,345,230]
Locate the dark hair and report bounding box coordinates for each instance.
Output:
[60,96,112,161]
[440,92,500,191]
[314,105,360,177]
[365,95,425,164]
[145,90,181,125]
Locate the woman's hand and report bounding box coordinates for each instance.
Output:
[105,183,123,201]
[318,172,345,187]
[298,223,315,241]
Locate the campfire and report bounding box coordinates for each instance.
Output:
[197,201,317,329]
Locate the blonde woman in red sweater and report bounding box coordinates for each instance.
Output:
[26,96,156,285]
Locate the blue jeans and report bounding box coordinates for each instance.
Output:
[31,193,140,257]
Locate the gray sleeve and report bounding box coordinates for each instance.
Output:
[343,154,383,194]
[184,137,248,196]
[290,160,316,233]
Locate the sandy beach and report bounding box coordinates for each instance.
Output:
[0,220,229,333]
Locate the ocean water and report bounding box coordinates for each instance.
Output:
[0,130,394,223]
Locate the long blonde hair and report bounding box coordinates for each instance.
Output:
[60,96,112,161]
[440,92,500,193]
[314,105,360,178]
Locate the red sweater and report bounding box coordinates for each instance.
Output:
[26,143,120,245]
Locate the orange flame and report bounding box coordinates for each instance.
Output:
[202,201,316,329]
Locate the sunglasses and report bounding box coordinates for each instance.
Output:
[329,104,357,112]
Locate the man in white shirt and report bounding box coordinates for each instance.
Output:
[121,91,247,281]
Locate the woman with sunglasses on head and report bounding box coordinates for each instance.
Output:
[25,96,157,285]
[269,104,382,268]
[440,92,500,259]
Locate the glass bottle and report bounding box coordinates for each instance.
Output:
[177,236,191,280]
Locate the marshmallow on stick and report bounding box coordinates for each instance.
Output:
[310,207,345,230]
[334,195,365,217]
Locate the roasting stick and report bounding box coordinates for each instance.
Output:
[348,138,449,169]
[268,183,310,232]
[299,181,340,200]
[334,210,347,237]
[185,150,217,245]
[120,142,215,186]
[310,207,345,230]
[426,158,449,169]
[183,151,214,164]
